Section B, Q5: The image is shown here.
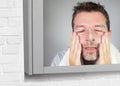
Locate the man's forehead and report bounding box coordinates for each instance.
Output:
[73,11,108,31]
[74,11,107,22]
[75,11,106,17]
[74,24,108,30]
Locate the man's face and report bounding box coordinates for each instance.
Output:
[73,11,108,63]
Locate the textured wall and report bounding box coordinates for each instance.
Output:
[0,0,120,86]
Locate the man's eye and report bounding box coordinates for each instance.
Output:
[77,30,85,33]
[94,29,103,32]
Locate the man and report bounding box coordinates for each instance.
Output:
[51,1,120,66]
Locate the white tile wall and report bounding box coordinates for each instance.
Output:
[0,0,120,86]
[0,18,8,27]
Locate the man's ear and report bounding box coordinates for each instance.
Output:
[108,30,111,36]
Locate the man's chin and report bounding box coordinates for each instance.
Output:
[81,55,99,65]
[84,56,97,61]
[82,59,97,65]
[81,49,99,65]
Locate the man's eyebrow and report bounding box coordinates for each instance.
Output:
[74,25,85,29]
[94,25,106,28]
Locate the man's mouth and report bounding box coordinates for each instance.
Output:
[84,47,97,52]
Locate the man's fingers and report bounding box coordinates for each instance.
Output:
[69,32,82,65]
[100,32,111,64]
[73,35,79,57]
[102,33,106,61]
[98,43,104,64]
[105,33,108,60]
[105,33,111,64]
[74,35,81,57]
[70,32,76,53]
[99,33,106,64]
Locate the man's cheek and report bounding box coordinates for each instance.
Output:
[98,37,102,43]
[95,34,102,43]
[78,37,85,44]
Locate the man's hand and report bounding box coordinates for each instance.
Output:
[69,32,82,66]
[97,32,111,64]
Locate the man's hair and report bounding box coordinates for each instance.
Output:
[72,1,110,31]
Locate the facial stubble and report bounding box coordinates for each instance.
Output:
[80,46,99,65]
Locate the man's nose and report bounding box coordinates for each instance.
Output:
[86,29,95,41]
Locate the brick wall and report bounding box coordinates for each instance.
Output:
[0,0,23,85]
[0,0,120,86]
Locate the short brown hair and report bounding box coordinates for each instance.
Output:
[72,1,110,31]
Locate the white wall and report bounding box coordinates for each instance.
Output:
[0,0,120,86]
